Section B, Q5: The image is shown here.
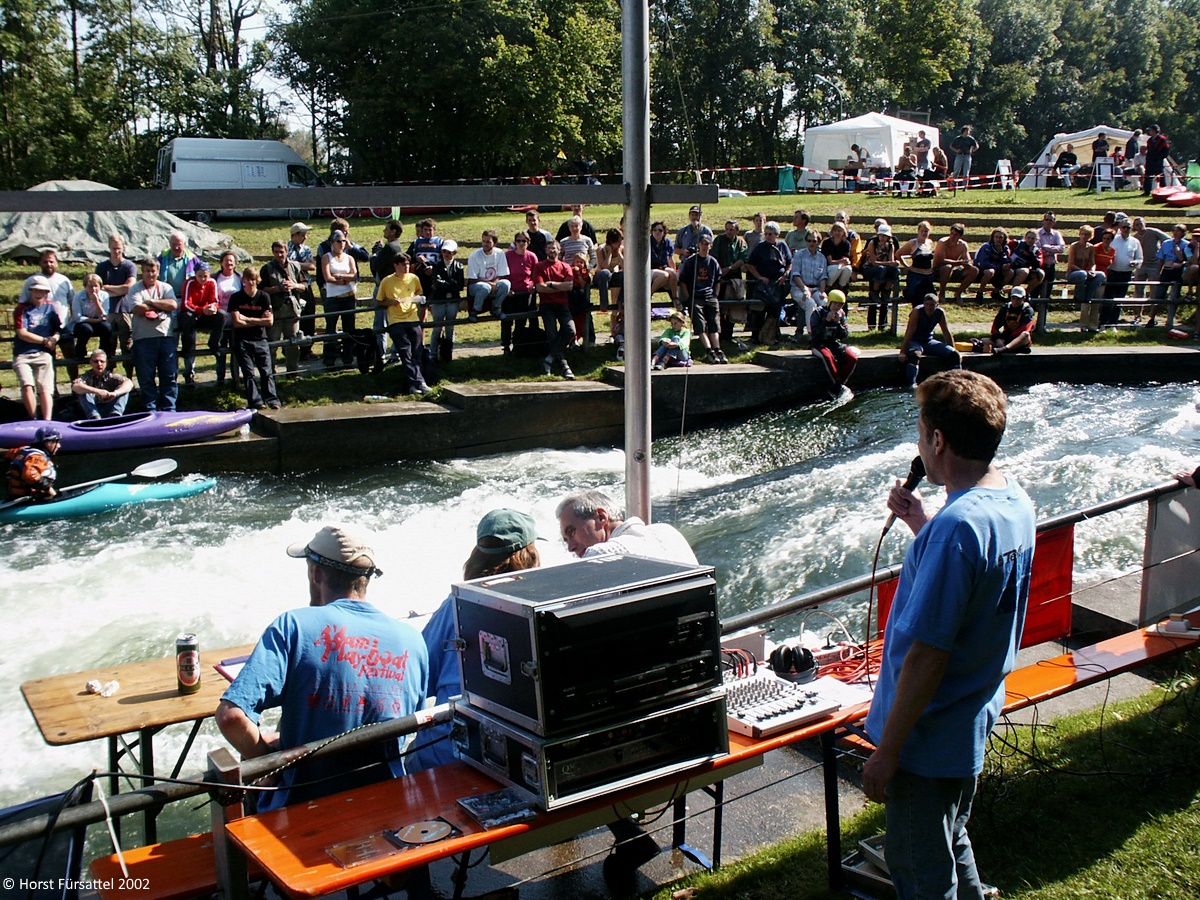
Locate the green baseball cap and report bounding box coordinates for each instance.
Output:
[476,508,539,556]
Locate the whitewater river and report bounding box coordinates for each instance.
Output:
[2,381,1199,842]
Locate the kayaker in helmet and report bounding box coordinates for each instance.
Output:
[5,426,61,500]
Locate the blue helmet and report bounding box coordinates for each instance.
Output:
[34,426,61,445]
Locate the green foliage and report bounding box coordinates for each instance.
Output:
[276,0,621,181]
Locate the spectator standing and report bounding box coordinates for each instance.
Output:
[287,222,318,355]
[71,349,132,419]
[127,259,179,412]
[555,204,596,243]
[1125,129,1142,162]
[744,212,766,251]
[950,126,979,186]
[432,241,467,362]
[319,230,360,368]
[1142,124,1171,195]
[678,234,726,363]
[1104,220,1143,327]
[378,255,432,396]
[12,276,62,420]
[370,221,405,366]
[227,268,281,410]
[97,234,137,376]
[1092,131,1110,159]
[524,210,553,261]
[19,251,73,337]
[533,241,576,380]
[1035,213,1066,299]
[1132,217,1167,302]
[260,241,307,375]
[675,205,713,261]
[914,131,932,173]
[157,232,198,298]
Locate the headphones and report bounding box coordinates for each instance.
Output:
[769,643,816,682]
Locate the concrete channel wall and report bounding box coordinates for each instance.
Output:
[62,345,1200,481]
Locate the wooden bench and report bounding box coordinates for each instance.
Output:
[89,832,263,900]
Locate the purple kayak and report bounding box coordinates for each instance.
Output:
[0,410,255,452]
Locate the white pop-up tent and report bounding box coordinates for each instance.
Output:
[1019,125,1135,188]
[801,113,938,184]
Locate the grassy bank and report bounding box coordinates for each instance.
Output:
[653,659,1200,900]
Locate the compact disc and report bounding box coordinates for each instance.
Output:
[398,820,452,844]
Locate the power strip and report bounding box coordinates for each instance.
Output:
[1150,615,1200,638]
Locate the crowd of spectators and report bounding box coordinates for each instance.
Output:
[6,200,1196,416]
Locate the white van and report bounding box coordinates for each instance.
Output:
[155,137,324,223]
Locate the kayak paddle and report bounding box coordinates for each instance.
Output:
[0,458,179,511]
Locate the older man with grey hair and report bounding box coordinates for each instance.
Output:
[556,488,697,564]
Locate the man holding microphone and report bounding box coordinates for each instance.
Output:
[862,370,1035,899]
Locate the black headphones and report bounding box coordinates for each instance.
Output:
[769,643,816,680]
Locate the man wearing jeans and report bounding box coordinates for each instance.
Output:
[863,370,1034,900]
[533,241,576,380]
[127,259,179,412]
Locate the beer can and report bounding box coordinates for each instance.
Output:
[176,633,201,694]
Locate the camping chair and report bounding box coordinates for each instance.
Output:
[1093,159,1116,193]
[995,159,1016,190]
[1186,161,1200,192]
[0,779,94,899]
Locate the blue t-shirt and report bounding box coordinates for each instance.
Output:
[410,594,461,772]
[222,598,429,810]
[865,478,1035,778]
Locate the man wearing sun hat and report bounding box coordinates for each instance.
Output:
[216,524,429,811]
[12,275,62,420]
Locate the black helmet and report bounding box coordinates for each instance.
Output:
[34,426,61,445]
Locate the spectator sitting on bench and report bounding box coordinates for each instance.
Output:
[1009,230,1046,297]
[933,223,979,302]
[974,227,1013,302]
[991,286,1035,354]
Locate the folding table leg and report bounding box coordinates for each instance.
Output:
[822,730,843,890]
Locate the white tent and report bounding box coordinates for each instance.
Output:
[1018,125,1135,188]
[0,179,251,263]
[800,113,939,185]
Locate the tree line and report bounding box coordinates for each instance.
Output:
[3,0,1196,191]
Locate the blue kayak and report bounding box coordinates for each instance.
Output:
[0,478,217,524]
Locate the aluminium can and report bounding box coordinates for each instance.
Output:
[176,633,201,694]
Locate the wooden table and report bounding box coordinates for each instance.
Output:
[21,643,254,841]
[223,704,871,900]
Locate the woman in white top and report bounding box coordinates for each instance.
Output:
[320,230,359,367]
[214,250,242,311]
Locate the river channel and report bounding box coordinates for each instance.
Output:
[2,380,1198,839]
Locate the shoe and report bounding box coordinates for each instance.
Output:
[542,355,553,375]
[502,346,512,356]
[717,350,730,364]
[467,312,480,323]
[561,361,575,380]
[410,383,432,396]
[707,351,720,364]
[652,362,664,370]
[184,374,196,387]
[616,344,625,360]
[267,401,282,410]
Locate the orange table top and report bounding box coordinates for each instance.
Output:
[21,644,254,746]
[225,701,873,899]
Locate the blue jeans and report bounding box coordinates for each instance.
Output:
[131,336,178,412]
[540,303,575,362]
[885,769,986,900]
[904,339,961,386]
[322,293,358,364]
[468,280,510,314]
[79,390,129,419]
[1066,269,1106,303]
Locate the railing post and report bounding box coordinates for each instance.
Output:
[209,747,250,900]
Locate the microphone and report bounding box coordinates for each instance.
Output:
[883,455,926,536]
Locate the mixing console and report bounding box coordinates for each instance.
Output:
[724,667,843,738]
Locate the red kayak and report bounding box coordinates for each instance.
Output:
[1166,191,1200,207]
[1151,185,1186,202]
